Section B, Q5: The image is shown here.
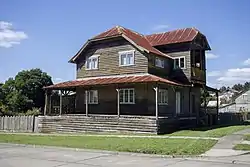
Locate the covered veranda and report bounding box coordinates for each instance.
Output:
[201,85,220,126]
[43,74,188,120]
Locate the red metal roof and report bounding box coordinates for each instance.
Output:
[70,26,203,63]
[93,26,169,58]
[44,74,189,89]
[145,28,199,46]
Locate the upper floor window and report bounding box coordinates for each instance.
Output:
[86,55,99,70]
[174,57,185,69]
[159,89,168,105]
[155,57,164,68]
[119,50,135,66]
[119,88,135,104]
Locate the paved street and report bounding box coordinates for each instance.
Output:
[1,143,250,167]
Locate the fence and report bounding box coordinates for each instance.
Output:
[0,116,39,132]
[219,112,250,125]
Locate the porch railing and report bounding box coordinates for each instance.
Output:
[191,67,205,82]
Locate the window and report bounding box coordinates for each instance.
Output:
[174,57,185,69]
[119,88,135,104]
[86,90,98,104]
[158,89,168,105]
[119,50,135,66]
[86,55,99,70]
[242,94,248,100]
[155,57,164,68]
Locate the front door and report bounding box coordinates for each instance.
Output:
[176,91,181,114]
[190,94,195,114]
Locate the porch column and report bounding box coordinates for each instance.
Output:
[85,90,88,116]
[49,94,52,115]
[153,86,159,120]
[44,90,48,115]
[116,89,120,117]
[59,90,63,116]
[216,91,219,124]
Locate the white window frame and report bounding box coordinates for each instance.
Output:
[86,90,98,104]
[242,94,248,100]
[174,56,186,69]
[119,50,135,66]
[158,89,168,105]
[119,88,135,104]
[85,55,99,70]
[155,57,164,68]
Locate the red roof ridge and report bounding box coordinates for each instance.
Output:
[146,27,199,37]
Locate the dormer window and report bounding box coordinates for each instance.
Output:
[174,57,185,69]
[155,57,164,68]
[86,55,99,70]
[119,50,135,66]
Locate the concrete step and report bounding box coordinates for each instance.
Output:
[44,121,157,127]
[43,118,157,124]
[40,123,157,131]
[40,121,157,129]
[40,126,157,133]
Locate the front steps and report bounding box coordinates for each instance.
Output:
[38,115,159,134]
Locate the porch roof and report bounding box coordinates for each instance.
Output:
[44,74,190,90]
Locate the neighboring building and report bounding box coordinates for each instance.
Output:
[219,89,250,113]
[219,88,240,105]
[40,26,218,134]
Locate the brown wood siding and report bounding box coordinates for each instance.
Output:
[169,51,191,82]
[75,83,199,119]
[148,54,173,77]
[75,84,153,116]
[146,83,176,117]
[76,39,148,78]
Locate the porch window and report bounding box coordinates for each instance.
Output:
[119,50,135,66]
[86,55,99,70]
[119,88,135,104]
[174,57,185,69]
[158,89,168,105]
[155,57,164,68]
[87,90,98,104]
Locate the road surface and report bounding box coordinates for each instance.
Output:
[0,143,250,167]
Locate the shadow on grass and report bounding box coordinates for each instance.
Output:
[192,121,250,132]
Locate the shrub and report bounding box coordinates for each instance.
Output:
[25,108,41,116]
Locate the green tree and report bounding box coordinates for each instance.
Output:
[0,68,53,114]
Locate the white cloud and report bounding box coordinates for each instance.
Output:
[207,71,221,77]
[243,58,250,66]
[216,68,250,84]
[206,53,219,59]
[151,24,169,31]
[0,21,28,48]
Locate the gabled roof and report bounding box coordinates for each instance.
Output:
[70,26,209,63]
[44,73,190,90]
[70,26,170,63]
[145,28,199,46]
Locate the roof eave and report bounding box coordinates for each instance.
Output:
[69,35,123,64]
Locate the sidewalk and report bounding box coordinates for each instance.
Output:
[202,128,250,157]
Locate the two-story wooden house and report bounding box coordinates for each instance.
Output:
[40,26,218,134]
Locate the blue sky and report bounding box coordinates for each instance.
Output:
[1,0,250,88]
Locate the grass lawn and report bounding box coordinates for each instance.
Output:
[169,125,250,138]
[234,144,250,151]
[0,134,217,155]
[245,134,250,141]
